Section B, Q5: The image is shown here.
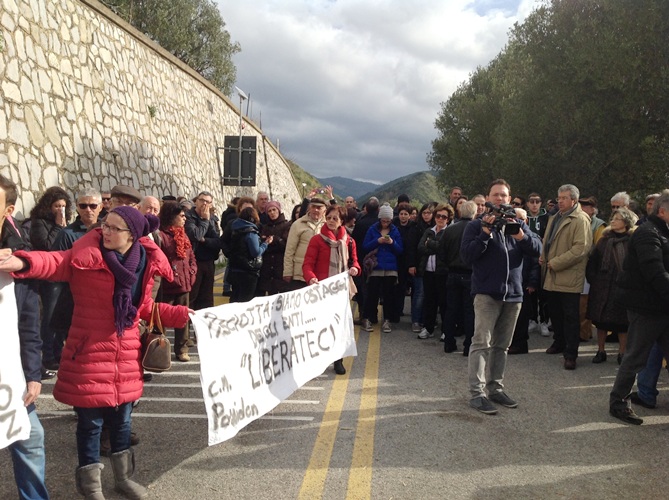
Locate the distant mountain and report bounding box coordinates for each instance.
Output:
[356,171,448,206]
[317,176,381,199]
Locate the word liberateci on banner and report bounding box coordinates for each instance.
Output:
[191,272,357,446]
[0,273,32,450]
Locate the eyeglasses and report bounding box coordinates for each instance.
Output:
[102,197,111,202]
[528,199,542,204]
[434,214,449,220]
[78,203,99,210]
[325,216,340,221]
[101,222,130,234]
[197,198,212,204]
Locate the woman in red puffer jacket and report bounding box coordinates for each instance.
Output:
[0,206,190,499]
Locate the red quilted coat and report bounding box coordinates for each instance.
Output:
[302,225,361,283]
[13,229,189,408]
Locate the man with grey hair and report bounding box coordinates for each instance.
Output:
[609,189,669,425]
[610,191,631,211]
[541,184,592,369]
[257,191,270,225]
[139,195,160,216]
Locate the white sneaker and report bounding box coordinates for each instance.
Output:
[417,328,429,339]
[361,320,373,332]
[540,322,550,337]
[412,322,422,333]
[528,320,539,334]
[382,320,391,333]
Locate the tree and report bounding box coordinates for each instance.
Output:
[429,0,669,200]
[101,0,240,95]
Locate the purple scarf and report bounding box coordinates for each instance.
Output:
[101,240,142,336]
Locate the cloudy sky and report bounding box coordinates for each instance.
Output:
[218,0,536,185]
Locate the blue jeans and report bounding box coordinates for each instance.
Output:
[9,410,49,500]
[411,276,424,324]
[610,312,669,409]
[636,342,665,405]
[75,403,133,467]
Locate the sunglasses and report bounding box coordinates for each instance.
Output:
[434,214,449,220]
[102,197,111,202]
[512,201,522,206]
[78,203,99,210]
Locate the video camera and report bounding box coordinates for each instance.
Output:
[483,202,521,235]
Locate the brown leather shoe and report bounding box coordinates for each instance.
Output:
[546,344,564,355]
[564,358,576,370]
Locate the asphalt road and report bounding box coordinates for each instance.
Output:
[2,291,669,499]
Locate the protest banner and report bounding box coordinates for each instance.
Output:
[191,272,357,446]
[0,273,32,450]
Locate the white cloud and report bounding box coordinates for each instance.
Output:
[218,0,535,184]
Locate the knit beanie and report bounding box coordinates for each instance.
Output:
[111,206,159,240]
[378,204,393,220]
[266,200,282,213]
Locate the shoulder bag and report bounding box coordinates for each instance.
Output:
[141,303,172,372]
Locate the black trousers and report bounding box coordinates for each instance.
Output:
[364,275,398,323]
[229,271,259,303]
[423,271,447,335]
[444,272,474,348]
[546,291,580,359]
[190,260,215,310]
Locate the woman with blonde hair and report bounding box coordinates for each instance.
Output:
[587,207,638,364]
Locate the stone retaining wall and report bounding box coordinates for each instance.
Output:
[0,0,301,218]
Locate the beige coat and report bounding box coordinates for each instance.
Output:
[541,204,592,293]
[283,214,324,282]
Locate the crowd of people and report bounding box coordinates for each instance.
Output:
[1,172,668,498]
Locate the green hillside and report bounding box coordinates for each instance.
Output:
[317,176,381,199]
[286,160,344,203]
[356,171,448,206]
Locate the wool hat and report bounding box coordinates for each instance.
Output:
[111,184,142,204]
[111,206,159,240]
[266,200,282,212]
[378,204,393,220]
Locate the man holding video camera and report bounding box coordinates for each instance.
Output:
[461,179,542,414]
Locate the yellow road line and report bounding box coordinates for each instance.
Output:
[346,330,380,499]
[298,346,355,499]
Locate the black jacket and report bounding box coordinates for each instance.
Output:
[1,218,41,413]
[352,209,379,262]
[185,208,221,261]
[616,215,669,315]
[440,218,473,273]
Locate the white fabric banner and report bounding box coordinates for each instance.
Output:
[0,273,32,450]
[192,272,357,446]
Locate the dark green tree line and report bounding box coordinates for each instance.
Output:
[101,0,240,95]
[429,0,669,201]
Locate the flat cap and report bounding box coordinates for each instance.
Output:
[111,184,142,204]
